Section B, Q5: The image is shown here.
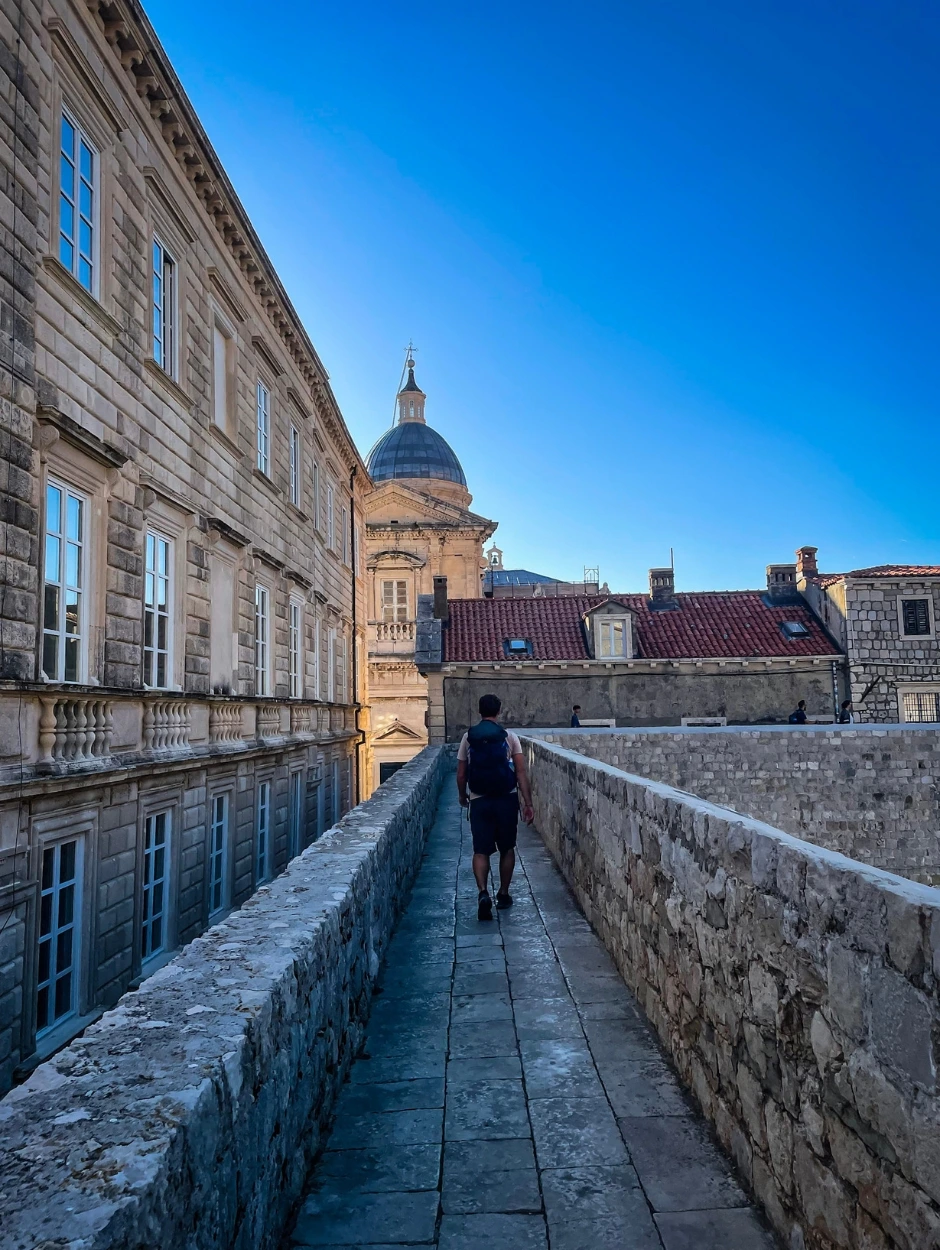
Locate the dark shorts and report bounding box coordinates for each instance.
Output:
[469,793,519,856]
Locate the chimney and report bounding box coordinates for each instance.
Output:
[649,567,676,605]
[766,564,798,602]
[796,546,818,580]
[433,575,449,622]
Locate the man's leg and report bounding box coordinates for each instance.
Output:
[473,852,491,894]
[498,847,515,895]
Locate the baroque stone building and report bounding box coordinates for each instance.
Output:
[0,0,367,1092]
[362,360,495,792]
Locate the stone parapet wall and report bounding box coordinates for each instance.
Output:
[0,745,447,1250]
[523,736,940,1250]
[533,725,940,884]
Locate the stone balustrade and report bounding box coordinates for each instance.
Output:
[0,746,448,1249]
[290,703,312,734]
[522,735,940,1250]
[38,695,113,764]
[141,697,192,751]
[369,619,417,652]
[208,699,244,743]
[256,702,285,738]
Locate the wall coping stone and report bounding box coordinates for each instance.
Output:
[0,746,448,1250]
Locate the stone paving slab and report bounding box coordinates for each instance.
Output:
[285,781,778,1249]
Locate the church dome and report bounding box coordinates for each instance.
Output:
[366,359,467,488]
[367,422,467,487]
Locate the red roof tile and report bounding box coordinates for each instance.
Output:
[818,565,940,586]
[443,592,841,663]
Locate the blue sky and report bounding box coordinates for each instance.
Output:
[148,0,939,590]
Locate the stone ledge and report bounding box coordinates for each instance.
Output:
[0,745,448,1250]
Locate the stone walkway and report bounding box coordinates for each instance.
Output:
[286,781,778,1249]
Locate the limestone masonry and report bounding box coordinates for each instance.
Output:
[523,735,940,1250]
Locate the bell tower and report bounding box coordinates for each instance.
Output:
[397,355,426,424]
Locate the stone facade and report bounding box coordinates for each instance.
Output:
[0,0,368,1094]
[536,725,940,884]
[798,551,940,725]
[0,745,447,1250]
[524,735,940,1250]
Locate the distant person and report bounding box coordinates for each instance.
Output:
[570,705,582,727]
[837,699,854,724]
[788,700,808,725]
[456,694,534,921]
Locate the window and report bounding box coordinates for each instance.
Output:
[597,618,628,658]
[313,613,321,699]
[43,479,86,682]
[326,484,335,548]
[901,690,940,723]
[337,632,347,703]
[327,627,336,702]
[503,638,533,658]
[289,425,301,506]
[208,794,229,916]
[212,319,233,430]
[256,780,271,883]
[59,110,96,292]
[781,621,810,640]
[152,237,176,375]
[901,598,932,638]
[255,585,270,695]
[141,812,170,961]
[289,599,302,698]
[144,531,172,688]
[312,462,320,530]
[382,580,408,622]
[37,838,82,1035]
[354,525,361,577]
[332,758,341,824]
[342,507,349,564]
[289,770,303,859]
[256,381,270,475]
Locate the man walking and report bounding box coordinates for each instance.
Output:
[570,705,582,727]
[457,694,534,921]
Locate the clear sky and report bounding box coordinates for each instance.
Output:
[147,0,939,591]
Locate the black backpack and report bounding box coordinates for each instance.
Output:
[466,722,516,797]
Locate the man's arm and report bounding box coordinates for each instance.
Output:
[512,752,534,824]
[456,758,469,806]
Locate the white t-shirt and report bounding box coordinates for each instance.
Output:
[458,727,523,800]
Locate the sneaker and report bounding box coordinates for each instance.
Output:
[496,892,513,909]
[477,891,493,921]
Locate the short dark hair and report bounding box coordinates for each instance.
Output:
[841,699,852,708]
[479,694,501,718]
[573,704,581,711]
[798,700,806,708]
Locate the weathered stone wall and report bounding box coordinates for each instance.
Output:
[534,725,940,885]
[523,736,940,1250]
[440,665,839,742]
[0,745,447,1250]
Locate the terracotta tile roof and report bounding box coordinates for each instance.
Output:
[443,592,841,663]
[817,565,940,586]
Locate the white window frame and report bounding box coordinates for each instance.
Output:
[341,507,349,564]
[289,769,303,859]
[337,632,348,703]
[327,627,336,702]
[312,461,321,531]
[42,477,88,684]
[256,380,271,476]
[595,616,631,659]
[898,686,940,723]
[152,235,176,377]
[141,811,171,962]
[208,793,230,917]
[143,529,173,689]
[897,595,935,641]
[289,598,303,698]
[326,484,335,549]
[58,107,98,295]
[256,779,271,883]
[354,525,361,577]
[312,612,321,699]
[382,579,409,623]
[36,835,84,1036]
[255,584,271,696]
[289,424,301,506]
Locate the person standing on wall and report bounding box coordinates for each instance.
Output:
[457,694,534,921]
[570,705,582,727]
[837,699,854,723]
[788,700,808,724]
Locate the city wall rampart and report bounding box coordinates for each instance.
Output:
[532,725,940,884]
[523,736,940,1250]
[0,746,447,1250]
